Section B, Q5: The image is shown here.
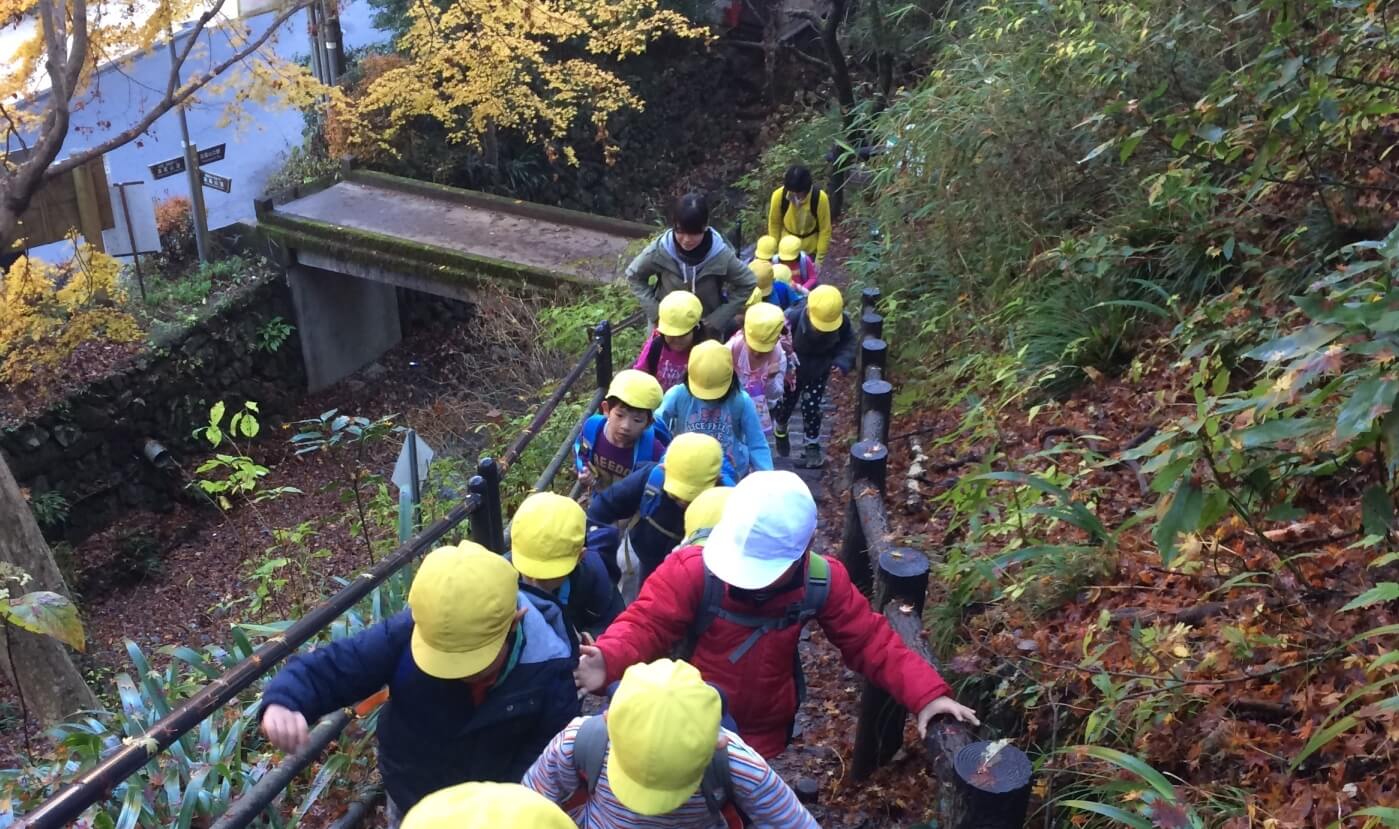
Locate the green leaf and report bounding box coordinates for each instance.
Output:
[209,401,226,427]
[1154,482,1203,566]
[1361,485,1395,538]
[1353,807,1399,825]
[1336,378,1399,444]
[1071,745,1180,801]
[239,414,259,438]
[1318,97,1341,123]
[1243,326,1342,363]
[1341,583,1399,612]
[0,590,85,650]
[1060,801,1153,829]
[1234,417,1322,449]
[1119,129,1147,163]
[1080,139,1115,165]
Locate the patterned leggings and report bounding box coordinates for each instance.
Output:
[774,373,830,442]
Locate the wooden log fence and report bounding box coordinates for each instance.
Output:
[843,287,1033,828]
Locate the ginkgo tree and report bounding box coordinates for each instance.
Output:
[0,0,329,252]
[341,0,708,168]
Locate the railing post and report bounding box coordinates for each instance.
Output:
[477,457,505,553]
[859,378,893,446]
[861,310,884,341]
[841,440,886,595]
[467,475,491,549]
[858,338,887,381]
[594,320,613,392]
[852,548,931,780]
[861,286,881,315]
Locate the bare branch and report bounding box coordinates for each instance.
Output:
[0,104,30,154]
[45,0,309,180]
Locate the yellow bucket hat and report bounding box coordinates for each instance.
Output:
[661,433,723,503]
[606,660,723,816]
[778,235,803,261]
[408,543,518,679]
[745,287,763,308]
[806,284,844,333]
[510,492,586,580]
[749,260,775,296]
[683,486,733,546]
[744,302,785,353]
[401,782,574,829]
[686,340,733,400]
[607,369,663,412]
[658,291,703,337]
[754,235,778,260]
[772,263,793,286]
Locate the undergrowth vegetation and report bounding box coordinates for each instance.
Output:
[841,0,1399,824]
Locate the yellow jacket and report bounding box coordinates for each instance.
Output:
[766,186,832,262]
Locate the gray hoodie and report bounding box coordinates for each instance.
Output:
[624,228,757,332]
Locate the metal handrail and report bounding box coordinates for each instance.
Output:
[20,303,641,829]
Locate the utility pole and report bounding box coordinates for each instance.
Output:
[322,0,345,83]
[166,23,210,262]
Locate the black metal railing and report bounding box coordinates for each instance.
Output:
[17,310,641,829]
[841,288,1034,828]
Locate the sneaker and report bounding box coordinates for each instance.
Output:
[775,429,791,458]
[800,442,824,469]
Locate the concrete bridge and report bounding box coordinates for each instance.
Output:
[255,166,656,391]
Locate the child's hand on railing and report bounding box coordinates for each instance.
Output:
[261,703,311,752]
[916,695,981,737]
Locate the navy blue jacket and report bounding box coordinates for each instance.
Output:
[785,304,857,385]
[586,462,685,584]
[517,546,623,640]
[260,596,579,812]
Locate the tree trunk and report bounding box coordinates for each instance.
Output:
[817,0,856,219]
[0,455,99,725]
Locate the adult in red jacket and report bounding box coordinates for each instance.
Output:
[575,470,978,758]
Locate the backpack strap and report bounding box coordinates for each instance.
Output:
[572,715,610,793]
[640,465,684,543]
[698,744,741,821]
[679,567,727,660]
[710,555,833,663]
[801,554,830,622]
[576,416,603,474]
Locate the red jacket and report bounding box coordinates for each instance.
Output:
[595,547,952,757]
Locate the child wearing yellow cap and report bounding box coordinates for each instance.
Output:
[777,234,820,291]
[586,433,726,598]
[749,259,796,310]
[654,341,774,479]
[575,369,672,491]
[401,782,573,829]
[511,492,624,641]
[725,303,792,440]
[259,543,579,820]
[524,659,819,827]
[681,486,732,547]
[773,284,856,467]
[633,291,713,392]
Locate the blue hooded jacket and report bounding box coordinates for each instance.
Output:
[516,545,623,640]
[259,594,578,812]
[653,384,774,478]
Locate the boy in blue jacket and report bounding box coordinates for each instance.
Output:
[574,370,670,492]
[654,340,773,479]
[510,492,623,640]
[259,543,579,822]
[586,432,724,601]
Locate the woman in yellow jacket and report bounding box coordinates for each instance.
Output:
[766,165,832,264]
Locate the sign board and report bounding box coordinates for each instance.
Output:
[391,433,435,493]
[101,182,162,257]
[200,171,232,193]
[9,154,115,249]
[149,144,226,180]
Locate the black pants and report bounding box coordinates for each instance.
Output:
[775,372,829,442]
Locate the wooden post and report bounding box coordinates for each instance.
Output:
[859,378,892,446]
[840,440,886,595]
[858,338,887,380]
[861,310,884,341]
[467,475,491,549]
[477,458,505,554]
[852,548,930,779]
[861,286,881,315]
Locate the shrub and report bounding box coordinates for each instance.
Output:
[153,196,195,268]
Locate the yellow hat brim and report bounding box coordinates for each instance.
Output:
[607,754,706,817]
[410,624,506,680]
[808,311,841,333]
[662,474,711,504]
[744,331,778,352]
[510,551,578,581]
[657,320,692,337]
[688,374,732,401]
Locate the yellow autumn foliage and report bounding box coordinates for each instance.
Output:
[0,246,144,385]
[341,0,709,163]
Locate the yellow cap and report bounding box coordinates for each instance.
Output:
[745,288,762,308]
[657,291,703,337]
[606,369,663,411]
[754,235,778,260]
[510,492,585,580]
[749,260,774,296]
[806,285,844,333]
[607,660,723,816]
[684,486,733,545]
[686,340,733,400]
[408,543,519,679]
[401,782,574,829]
[661,433,723,503]
[772,263,793,286]
[778,235,803,260]
[744,303,785,353]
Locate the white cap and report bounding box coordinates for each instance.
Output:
[702,471,817,589]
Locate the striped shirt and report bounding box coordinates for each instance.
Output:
[522,717,820,828]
